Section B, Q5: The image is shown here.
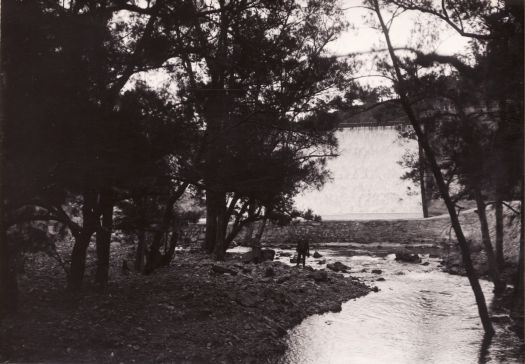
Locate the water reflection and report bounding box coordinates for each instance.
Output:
[277,248,524,364]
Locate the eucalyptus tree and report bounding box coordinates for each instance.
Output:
[384,0,524,300]
[1,0,206,292]
[153,0,352,260]
[361,0,496,334]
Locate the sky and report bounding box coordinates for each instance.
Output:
[329,0,470,56]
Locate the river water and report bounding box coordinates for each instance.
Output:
[274,246,524,364]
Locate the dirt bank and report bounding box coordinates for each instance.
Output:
[0,250,371,363]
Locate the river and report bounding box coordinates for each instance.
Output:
[273,246,524,364]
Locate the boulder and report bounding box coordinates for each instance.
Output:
[264,267,275,277]
[261,249,276,261]
[326,261,349,273]
[279,251,292,257]
[317,259,326,265]
[371,269,382,274]
[241,251,256,264]
[241,249,275,264]
[421,261,430,266]
[311,270,328,283]
[395,252,422,263]
[211,265,238,275]
[376,277,386,281]
[276,274,291,284]
[313,251,323,258]
[290,255,298,264]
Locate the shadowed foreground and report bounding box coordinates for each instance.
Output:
[0,250,370,363]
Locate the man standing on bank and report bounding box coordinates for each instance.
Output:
[296,238,310,268]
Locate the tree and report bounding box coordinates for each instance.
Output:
[2,0,204,290]
[368,0,496,335]
[386,0,523,300]
[154,0,350,260]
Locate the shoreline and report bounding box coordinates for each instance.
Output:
[0,250,371,363]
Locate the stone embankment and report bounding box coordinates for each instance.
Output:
[182,202,521,275]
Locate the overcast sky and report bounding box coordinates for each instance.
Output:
[328,0,470,56]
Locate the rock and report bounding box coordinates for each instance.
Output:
[371,269,382,274]
[429,253,440,258]
[279,251,292,257]
[261,249,276,261]
[242,251,256,264]
[313,251,323,258]
[421,261,430,266]
[395,252,422,263]
[211,265,238,275]
[241,249,275,264]
[376,277,385,281]
[264,267,275,277]
[328,302,341,312]
[326,261,349,273]
[290,255,298,264]
[311,270,328,283]
[317,259,326,264]
[372,286,379,292]
[276,275,291,284]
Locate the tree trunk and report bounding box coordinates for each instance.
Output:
[0,0,17,316]
[95,189,114,287]
[134,229,146,272]
[204,190,218,253]
[143,184,187,274]
[213,191,227,260]
[495,197,505,270]
[251,217,267,260]
[515,190,524,300]
[243,223,255,245]
[0,225,18,317]
[162,229,179,266]
[372,0,494,335]
[68,190,98,290]
[474,188,505,293]
[418,144,429,218]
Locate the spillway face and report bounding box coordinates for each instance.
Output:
[295,127,422,219]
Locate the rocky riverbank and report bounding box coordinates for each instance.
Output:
[440,203,521,279]
[0,250,371,364]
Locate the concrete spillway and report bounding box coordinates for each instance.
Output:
[295,127,422,220]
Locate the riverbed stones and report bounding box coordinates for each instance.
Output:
[371,269,382,274]
[212,264,238,275]
[326,262,349,272]
[310,270,329,283]
[313,251,323,258]
[261,249,276,261]
[241,249,276,264]
[265,267,275,277]
[395,252,422,263]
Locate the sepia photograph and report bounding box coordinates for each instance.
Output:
[0,0,523,363]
